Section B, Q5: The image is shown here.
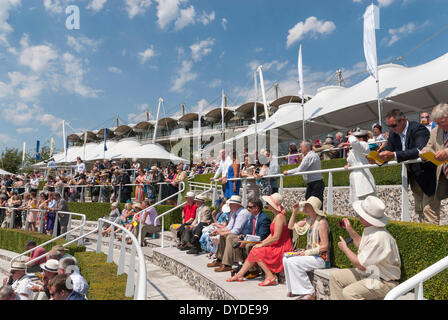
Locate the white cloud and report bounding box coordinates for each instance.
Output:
[171,60,197,92]
[0,133,15,143]
[128,106,152,123]
[0,0,21,45]
[221,18,228,31]
[86,0,107,12]
[286,16,336,48]
[247,59,288,76]
[208,79,222,88]
[125,0,152,19]
[19,34,58,72]
[16,127,37,134]
[0,81,13,98]
[61,52,101,98]
[42,0,72,14]
[198,11,215,26]
[174,5,196,31]
[190,38,215,62]
[155,0,180,29]
[108,66,123,74]
[383,21,429,46]
[66,35,102,53]
[137,103,150,111]
[378,0,395,7]
[138,45,156,64]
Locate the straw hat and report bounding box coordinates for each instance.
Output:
[40,259,59,273]
[262,193,283,212]
[10,261,26,272]
[185,191,195,198]
[133,202,142,210]
[52,244,67,253]
[227,195,242,205]
[353,129,368,137]
[352,196,389,227]
[194,194,207,202]
[151,166,159,172]
[299,196,325,217]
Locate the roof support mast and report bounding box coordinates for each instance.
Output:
[152,98,163,144]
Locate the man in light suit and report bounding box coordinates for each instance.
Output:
[378,109,439,224]
[421,103,448,224]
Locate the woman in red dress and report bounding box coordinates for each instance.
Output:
[135,168,146,203]
[227,193,293,286]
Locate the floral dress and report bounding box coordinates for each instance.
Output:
[199,211,231,253]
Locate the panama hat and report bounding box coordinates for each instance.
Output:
[151,166,159,171]
[353,129,368,137]
[133,202,142,210]
[10,261,26,272]
[262,193,283,211]
[40,259,59,273]
[352,196,389,227]
[227,195,242,205]
[194,194,207,202]
[52,245,67,253]
[299,196,325,217]
[185,191,195,198]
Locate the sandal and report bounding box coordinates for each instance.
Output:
[258,276,278,287]
[287,292,301,298]
[226,275,245,282]
[296,294,316,300]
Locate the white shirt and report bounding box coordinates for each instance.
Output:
[394,121,409,160]
[30,178,39,189]
[213,156,233,180]
[12,275,33,300]
[70,272,89,296]
[75,162,86,173]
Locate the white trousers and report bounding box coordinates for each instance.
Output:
[283,255,326,295]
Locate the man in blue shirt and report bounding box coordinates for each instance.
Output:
[207,195,251,272]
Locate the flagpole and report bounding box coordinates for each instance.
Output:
[254,72,258,154]
[62,120,67,163]
[152,98,162,144]
[298,44,305,141]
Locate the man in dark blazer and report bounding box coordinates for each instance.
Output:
[119,169,132,203]
[237,198,272,278]
[378,109,439,224]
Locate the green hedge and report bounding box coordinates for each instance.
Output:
[0,228,86,257]
[269,211,448,300]
[75,251,131,300]
[191,159,402,187]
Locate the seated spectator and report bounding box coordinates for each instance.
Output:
[2,262,33,300]
[330,196,401,300]
[49,274,86,300]
[172,192,197,249]
[57,258,88,297]
[199,202,232,258]
[102,202,120,231]
[182,194,212,255]
[226,193,293,286]
[134,199,161,244]
[30,259,59,300]
[206,195,251,272]
[0,285,17,300]
[283,197,330,300]
[25,240,47,273]
[50,245,78,265]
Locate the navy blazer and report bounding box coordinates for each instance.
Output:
[243,211,271,241]
[384,121,437,196]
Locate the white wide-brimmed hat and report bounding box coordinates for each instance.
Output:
[194,194,207,202]
[227,195,242,205]
[10,261,26,272]
[40,259,59,273]
[353,196,389,227]
[185,191,195,199]
[299,196,325,217]
[262,193,283,212]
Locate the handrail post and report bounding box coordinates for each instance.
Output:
[53,212,59,237]
[24,210,29,231]
[212,180,217,206]
[38,210,45,234]
[161,216,165,248]
[107,225,115,263]
[279,175,284,195]
[66,214,72,241]
[158,184,162,202]
[401,163,410,222]
[96,220,103,253]
[242,178,248,207]
[77,220,84,246]
[125,243,136,297]
[326,172,333,215]
[415,282,424,300]
[118,235,126,275]
[9,210,14,229]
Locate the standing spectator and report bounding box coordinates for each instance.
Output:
[119,170,132,204]
[49,274,86,300]
[29,173,39,193]
[207,195,252,272]
[287,143,301,165]
[284,141,325,207]
[378,109,439,225]
[283,197,330,300]
[240,155,259,200]
[74,157,86,177]
[226,193,293,286]
[45,192,57,235]
[335,132,345,158]
[57,258,88,297]
[135,168,146,203]
[421,103,448,223]
[211,149,233,196]
[223,152,241,200]
[372,124,387,152]
[344,130,376,202]
[54,192,69,235]
[25,240,47,273]
[330,196,401,300]
[420,112,435,132]
[266,149,280,194]
[26,191,39,232]
[2,262,33,300]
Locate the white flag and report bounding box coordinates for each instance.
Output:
[221,89,225,132]
[363,4,378,81]
[298,44,304,99]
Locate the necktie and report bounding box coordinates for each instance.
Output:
[252,216,256,235]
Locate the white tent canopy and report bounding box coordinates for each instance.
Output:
[40,138,187,164]
[226,52,448,142]
[0,168,13,175]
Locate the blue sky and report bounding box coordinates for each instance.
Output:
[0,0,448,153]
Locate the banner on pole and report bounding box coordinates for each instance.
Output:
[363,4,379,81]
[35,140,40,161]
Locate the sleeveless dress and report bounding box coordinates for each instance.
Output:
[246,220,293,273]
[27,201,39,223]
[135,175,146,203]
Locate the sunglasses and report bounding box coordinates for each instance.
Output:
[247,205,255,209]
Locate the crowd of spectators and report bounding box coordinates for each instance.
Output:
[0,242,88,300]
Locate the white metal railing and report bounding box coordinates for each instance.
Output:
[211,158,422,222]
[9,211,86,266]
[154,187,213,248]
[384,255,448,300]
[95,218,147,300]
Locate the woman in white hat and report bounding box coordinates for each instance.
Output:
[344,129,376,203]
[283,196,330,300]
[227,193,292,286]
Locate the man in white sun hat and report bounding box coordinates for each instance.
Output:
[329,196,401,300]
